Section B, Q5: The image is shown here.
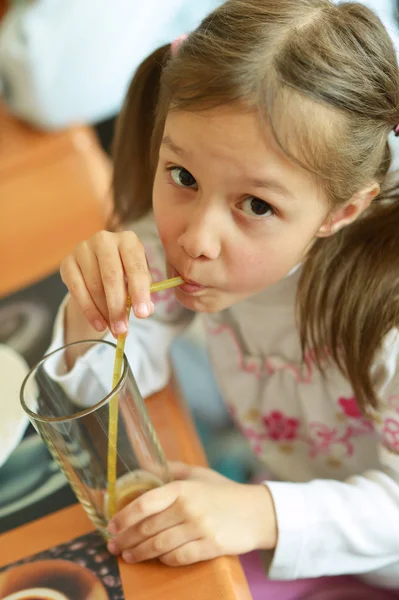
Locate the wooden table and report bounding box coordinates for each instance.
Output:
[0,386,252,599]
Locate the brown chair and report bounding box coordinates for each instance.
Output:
[0,0,6,20]
[0,101,111,297]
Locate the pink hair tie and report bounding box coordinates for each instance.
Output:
[393,124,399,137]
[171,34,188,56]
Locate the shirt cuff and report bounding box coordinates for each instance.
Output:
[44,295,112,407]
[264,480,310,580]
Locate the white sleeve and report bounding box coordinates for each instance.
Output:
[46,212,193,403]
[266,329,399,588]
[0,0,222,129]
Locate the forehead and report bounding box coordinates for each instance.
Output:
[162,106,324,197]
[164,106,275,161]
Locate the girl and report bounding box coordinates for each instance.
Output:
[52,0,399,597]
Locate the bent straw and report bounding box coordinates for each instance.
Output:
[107,276,183,518]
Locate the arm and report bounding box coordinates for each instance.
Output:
[266,328,399,587]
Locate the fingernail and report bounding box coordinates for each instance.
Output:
[94,320,105,332]
[122,551,135,563]
[113,321,127,335]
[135,303,150,318]
[108,521,117,535]
[107,541,118,555]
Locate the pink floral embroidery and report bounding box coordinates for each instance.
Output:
[206,321,375,460]
[206,322,324,382]
[235,410,373,460]
[206,323,262,377]
[244,426,263,455]
[264,347,330,384]
[252,442,263,456]
[226,403,237,418]
[207,318,333,385]
[263,410,299,441]
[264,353,314,384]
[305,422,355,459]
[308,422,336,447]
[387,396,399,414]
[382,418,399,452]
[338,396,362,419]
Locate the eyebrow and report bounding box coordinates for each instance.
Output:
[161,135,296,202]
[161,135,187,157]
[248,178,297,202]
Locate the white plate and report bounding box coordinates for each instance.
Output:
[0,344,32,468]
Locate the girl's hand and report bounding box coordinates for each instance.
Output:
[107,463,278,567]
[60,231,154,337]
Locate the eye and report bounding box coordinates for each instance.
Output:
[240,197,274,218]
[168,166,197,189]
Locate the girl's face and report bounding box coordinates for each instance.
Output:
[153,106,331,312]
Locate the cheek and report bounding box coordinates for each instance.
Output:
[153,174,180,246]
[225,246,271,290]
[225,236,302,292]
[154,204,172,245]
[155,209,182,254]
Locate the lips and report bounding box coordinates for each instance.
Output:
[182,276,203,287]
[173,270,206,293]
[179,281,205,293]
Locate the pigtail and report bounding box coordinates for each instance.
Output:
[298,178,399,412]
[109,45,171,229]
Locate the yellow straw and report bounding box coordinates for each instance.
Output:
[107,276,183,518]
[149,276,184,294]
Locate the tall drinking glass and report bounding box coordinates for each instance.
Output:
[20,340,171,538]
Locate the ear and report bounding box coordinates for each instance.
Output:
[316,182,380,238]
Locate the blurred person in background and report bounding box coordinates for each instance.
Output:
[0,0,223,148]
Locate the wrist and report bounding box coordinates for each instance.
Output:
[247,484,278,551]
[65,297,107,342]
[65,297,108,368]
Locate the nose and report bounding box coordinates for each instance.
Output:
[177,203,222,260]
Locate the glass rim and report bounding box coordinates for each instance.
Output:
[20,339,129,423]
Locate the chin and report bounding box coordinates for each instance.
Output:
[175,291,225,313]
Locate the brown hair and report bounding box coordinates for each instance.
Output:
[112,0,399,412]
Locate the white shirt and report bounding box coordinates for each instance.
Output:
[48,212,399,587]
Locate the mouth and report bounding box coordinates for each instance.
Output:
[173,270,206,294]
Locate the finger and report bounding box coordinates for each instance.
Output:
[121,524,200,564]
[159,539,219,567]
[108,482,181,535]
[74,242,109,326]
[168,462,228,484]
[94,234,128,335]
[60,256,107,332]
[167,462,193,480]
[108,504,183,553]
[119,232,153,319]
